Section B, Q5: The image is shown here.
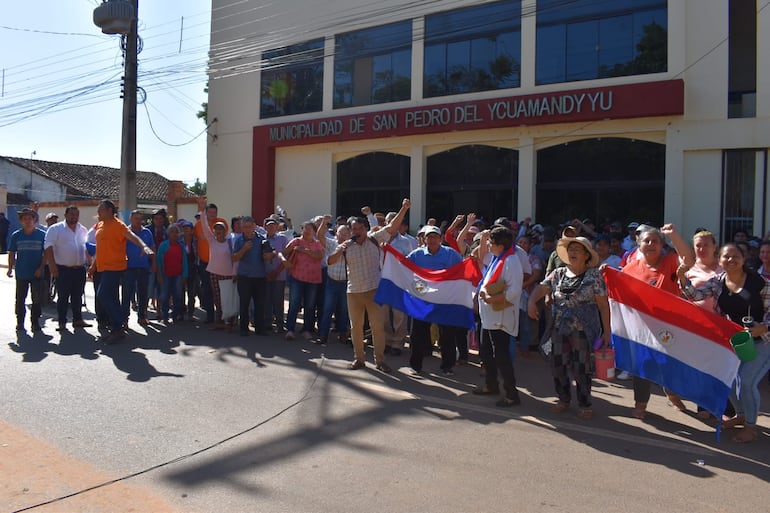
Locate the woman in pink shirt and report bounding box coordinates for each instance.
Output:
[280,221,323,340]
[198,198,237,330]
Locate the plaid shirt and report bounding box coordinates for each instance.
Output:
[344,228,391,293]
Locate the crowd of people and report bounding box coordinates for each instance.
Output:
[5,199,770,443]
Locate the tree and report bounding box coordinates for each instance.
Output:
[196,83,208,124]
[187,178,206,196]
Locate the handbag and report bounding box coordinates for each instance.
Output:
[484,279,513,311]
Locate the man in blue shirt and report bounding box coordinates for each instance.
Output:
[7,208,47,332]
[406,225,463,375]
[232,216,275,336]
[122,210,155,327]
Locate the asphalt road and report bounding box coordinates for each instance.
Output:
[0,270,768,513]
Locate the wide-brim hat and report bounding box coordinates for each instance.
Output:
[556,236,600,268]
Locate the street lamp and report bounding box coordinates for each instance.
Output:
[93,0,137,221]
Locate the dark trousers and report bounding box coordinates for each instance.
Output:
[92,271,109,328]
[198,262,215,322]
[238,276,266,332]
[264,279,286,331]
[480,328,519,400]
[97,270,124,331]
[440,325,468,368]
[184,263,199,316]
[122,267,149,322]
[15,278,44,325]
[409,319,433,372]
[56,266,86,323]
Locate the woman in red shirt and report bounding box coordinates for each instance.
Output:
[280,221,323,340]
[620,224,695,420]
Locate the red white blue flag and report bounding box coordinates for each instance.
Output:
[604,267,741,419]
[375,244,482,330]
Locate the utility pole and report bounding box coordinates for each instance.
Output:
[93,0,138,222]
[120,0,138,222]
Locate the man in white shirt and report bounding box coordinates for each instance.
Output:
[44,205,92,330]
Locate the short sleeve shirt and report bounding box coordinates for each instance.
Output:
[287,237,323,283]
[95,217,131,272]
[9,228,46,280]
[621,251,680,295]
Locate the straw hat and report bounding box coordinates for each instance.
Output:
[556,236,600,268]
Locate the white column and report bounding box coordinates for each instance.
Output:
[412,16,425,101]
[517,136,536,220]
[410,145,426,232]
[322,36,335,111]
[520,0,536,89]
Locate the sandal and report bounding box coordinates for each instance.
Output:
[732,426,759,444]
[550,401,570,413]
[472,385,500,396]
[576,408,593,420]
[666,394,687,412]
[722,415,746,429]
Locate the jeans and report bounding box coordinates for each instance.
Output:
[15,278,44,325]
[198,262,215,322]
[160,274,184,321]
[319,278,349,337]
[97,270,124,331]
[237,276,266,332]
[731,340,770,425]
[122,267,149,322]
[92,271,109,328]
[56,266,86,323]
[264,279,286,331]
[286,278,317,333]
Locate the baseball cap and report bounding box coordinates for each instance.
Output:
[264,218,277,226]
[45,212,58,221]
[422,225,441,237]
[627,222,639,229]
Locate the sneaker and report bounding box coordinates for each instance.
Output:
[301,331,313,340]
[313,336,328,345]
[616,370,631,380]
[285,331,296,340]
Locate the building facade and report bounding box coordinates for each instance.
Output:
[207,0,769,241]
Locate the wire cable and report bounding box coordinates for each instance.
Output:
[142,101,213,146]
[10,357,327,513]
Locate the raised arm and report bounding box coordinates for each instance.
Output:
[380,198,411,237]
[661,223,695,268]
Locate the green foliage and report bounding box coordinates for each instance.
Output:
[187,178,206,196]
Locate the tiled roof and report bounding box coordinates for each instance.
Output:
[1,156,194,203]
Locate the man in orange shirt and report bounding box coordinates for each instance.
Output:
[88,200,154,343]
[194,202,228,323]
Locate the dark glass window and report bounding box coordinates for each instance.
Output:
[336,152,410,217]
[537,138,665,228]
[334,22,412,109]
[728,0,757,118]
[536,0,667,85]
[424,1,521,97]
[722,150,765,238]
[260,40,324,119]
[426,145,518,225]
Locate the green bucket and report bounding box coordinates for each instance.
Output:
[730,331,757,362]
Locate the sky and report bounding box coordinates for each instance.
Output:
[0,0,212,186]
